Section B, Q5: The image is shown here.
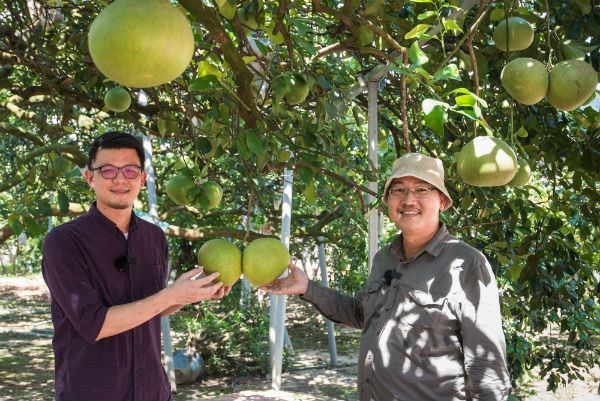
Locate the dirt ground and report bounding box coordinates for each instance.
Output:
[1,274,599,401]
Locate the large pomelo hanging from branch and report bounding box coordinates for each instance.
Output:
[507,157,532,187]
[456,136,518,187]
[501,58,548,105]
[547,60,598,111]
[88,0,195,88]
[493,17,534,52]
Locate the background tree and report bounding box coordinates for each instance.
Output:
[1,0,599,391]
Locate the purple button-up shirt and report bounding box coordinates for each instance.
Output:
[42,202,171,401]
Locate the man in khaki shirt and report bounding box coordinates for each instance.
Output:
[262,153,510,401]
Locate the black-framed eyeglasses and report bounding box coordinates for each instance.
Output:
[90,164,143,179]
[388,186,438,199]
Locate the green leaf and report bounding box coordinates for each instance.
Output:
[325,100,338,119]
[299,165,315,183]
[417,11,436,20]
[38,199,52,215]
[443,19,462,32]
[433,64,460,81]
[242,56,256,64]
[278,150,291,162]
[235,136,252,160]
[197,60,223,79]
[157,119,167,137]
[516,127,529,137]
[422,99,448,135]
[509,263,523,281]
[459,193,472,210]
[455,94,476,107]
[8,214,23,236]
[189,76,219,91]
[317,75,332,90]
[414,67,433,79]
[271,76,289,102]
[497,254,510,265]
[447,88,488,108]
[405,24,433,40]
[256,152,270,171]
[58,191,69,214]
[409,40,429,65]
[23,216,43,236]
[304,183,317,205]
[410,0,432,3]
[246,132,266,155]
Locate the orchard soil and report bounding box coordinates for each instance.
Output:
[1,275,599,401]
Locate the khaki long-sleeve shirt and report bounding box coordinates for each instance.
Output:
[301,224,510,401]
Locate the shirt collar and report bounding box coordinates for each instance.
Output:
[390,223,450,259]
[88,201,139,235]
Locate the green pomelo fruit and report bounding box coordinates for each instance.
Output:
[202,181,223,209]
[547,60,598,111]
[197,239,242,286]
[501,58,548,105]
[104,87,131,112]
[507,157,532,187]
[493,17,534,52]
[242,238,290,286]
[216,0,236,19]
[456,136,518,187]
[166,175,195,206]
[285,74,309,105]
[88,0,195,88]
[47,156,72,177]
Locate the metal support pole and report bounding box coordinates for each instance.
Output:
[318,239,338,366]
[270,166,293,389]
[141,131,176,393]
[367,79,380,273]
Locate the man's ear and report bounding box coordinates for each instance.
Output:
[84,169,94,188]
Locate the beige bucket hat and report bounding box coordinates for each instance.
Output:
[382,152,453,211]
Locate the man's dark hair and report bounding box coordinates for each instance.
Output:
[87,131,145,170]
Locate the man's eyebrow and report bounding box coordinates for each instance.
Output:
[392,180,429,185]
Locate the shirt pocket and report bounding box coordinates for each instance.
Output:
[402,289,447,330]
[363,280,387,325]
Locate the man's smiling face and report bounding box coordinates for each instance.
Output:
[387,176,447,237]
[85,147,146,211]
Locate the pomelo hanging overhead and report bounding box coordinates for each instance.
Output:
[88,0,195,88]
[493,17,534,52]
[104,87,131,112]
[547,60,598,111]
[456,136,518,187]
[507,157,532,187]
[501,58,548,105]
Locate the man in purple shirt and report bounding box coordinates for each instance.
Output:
[42,131,229,401]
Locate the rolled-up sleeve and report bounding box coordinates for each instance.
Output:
[42,228,107,344]
[460,258,511,400]
[300,280,365,329]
